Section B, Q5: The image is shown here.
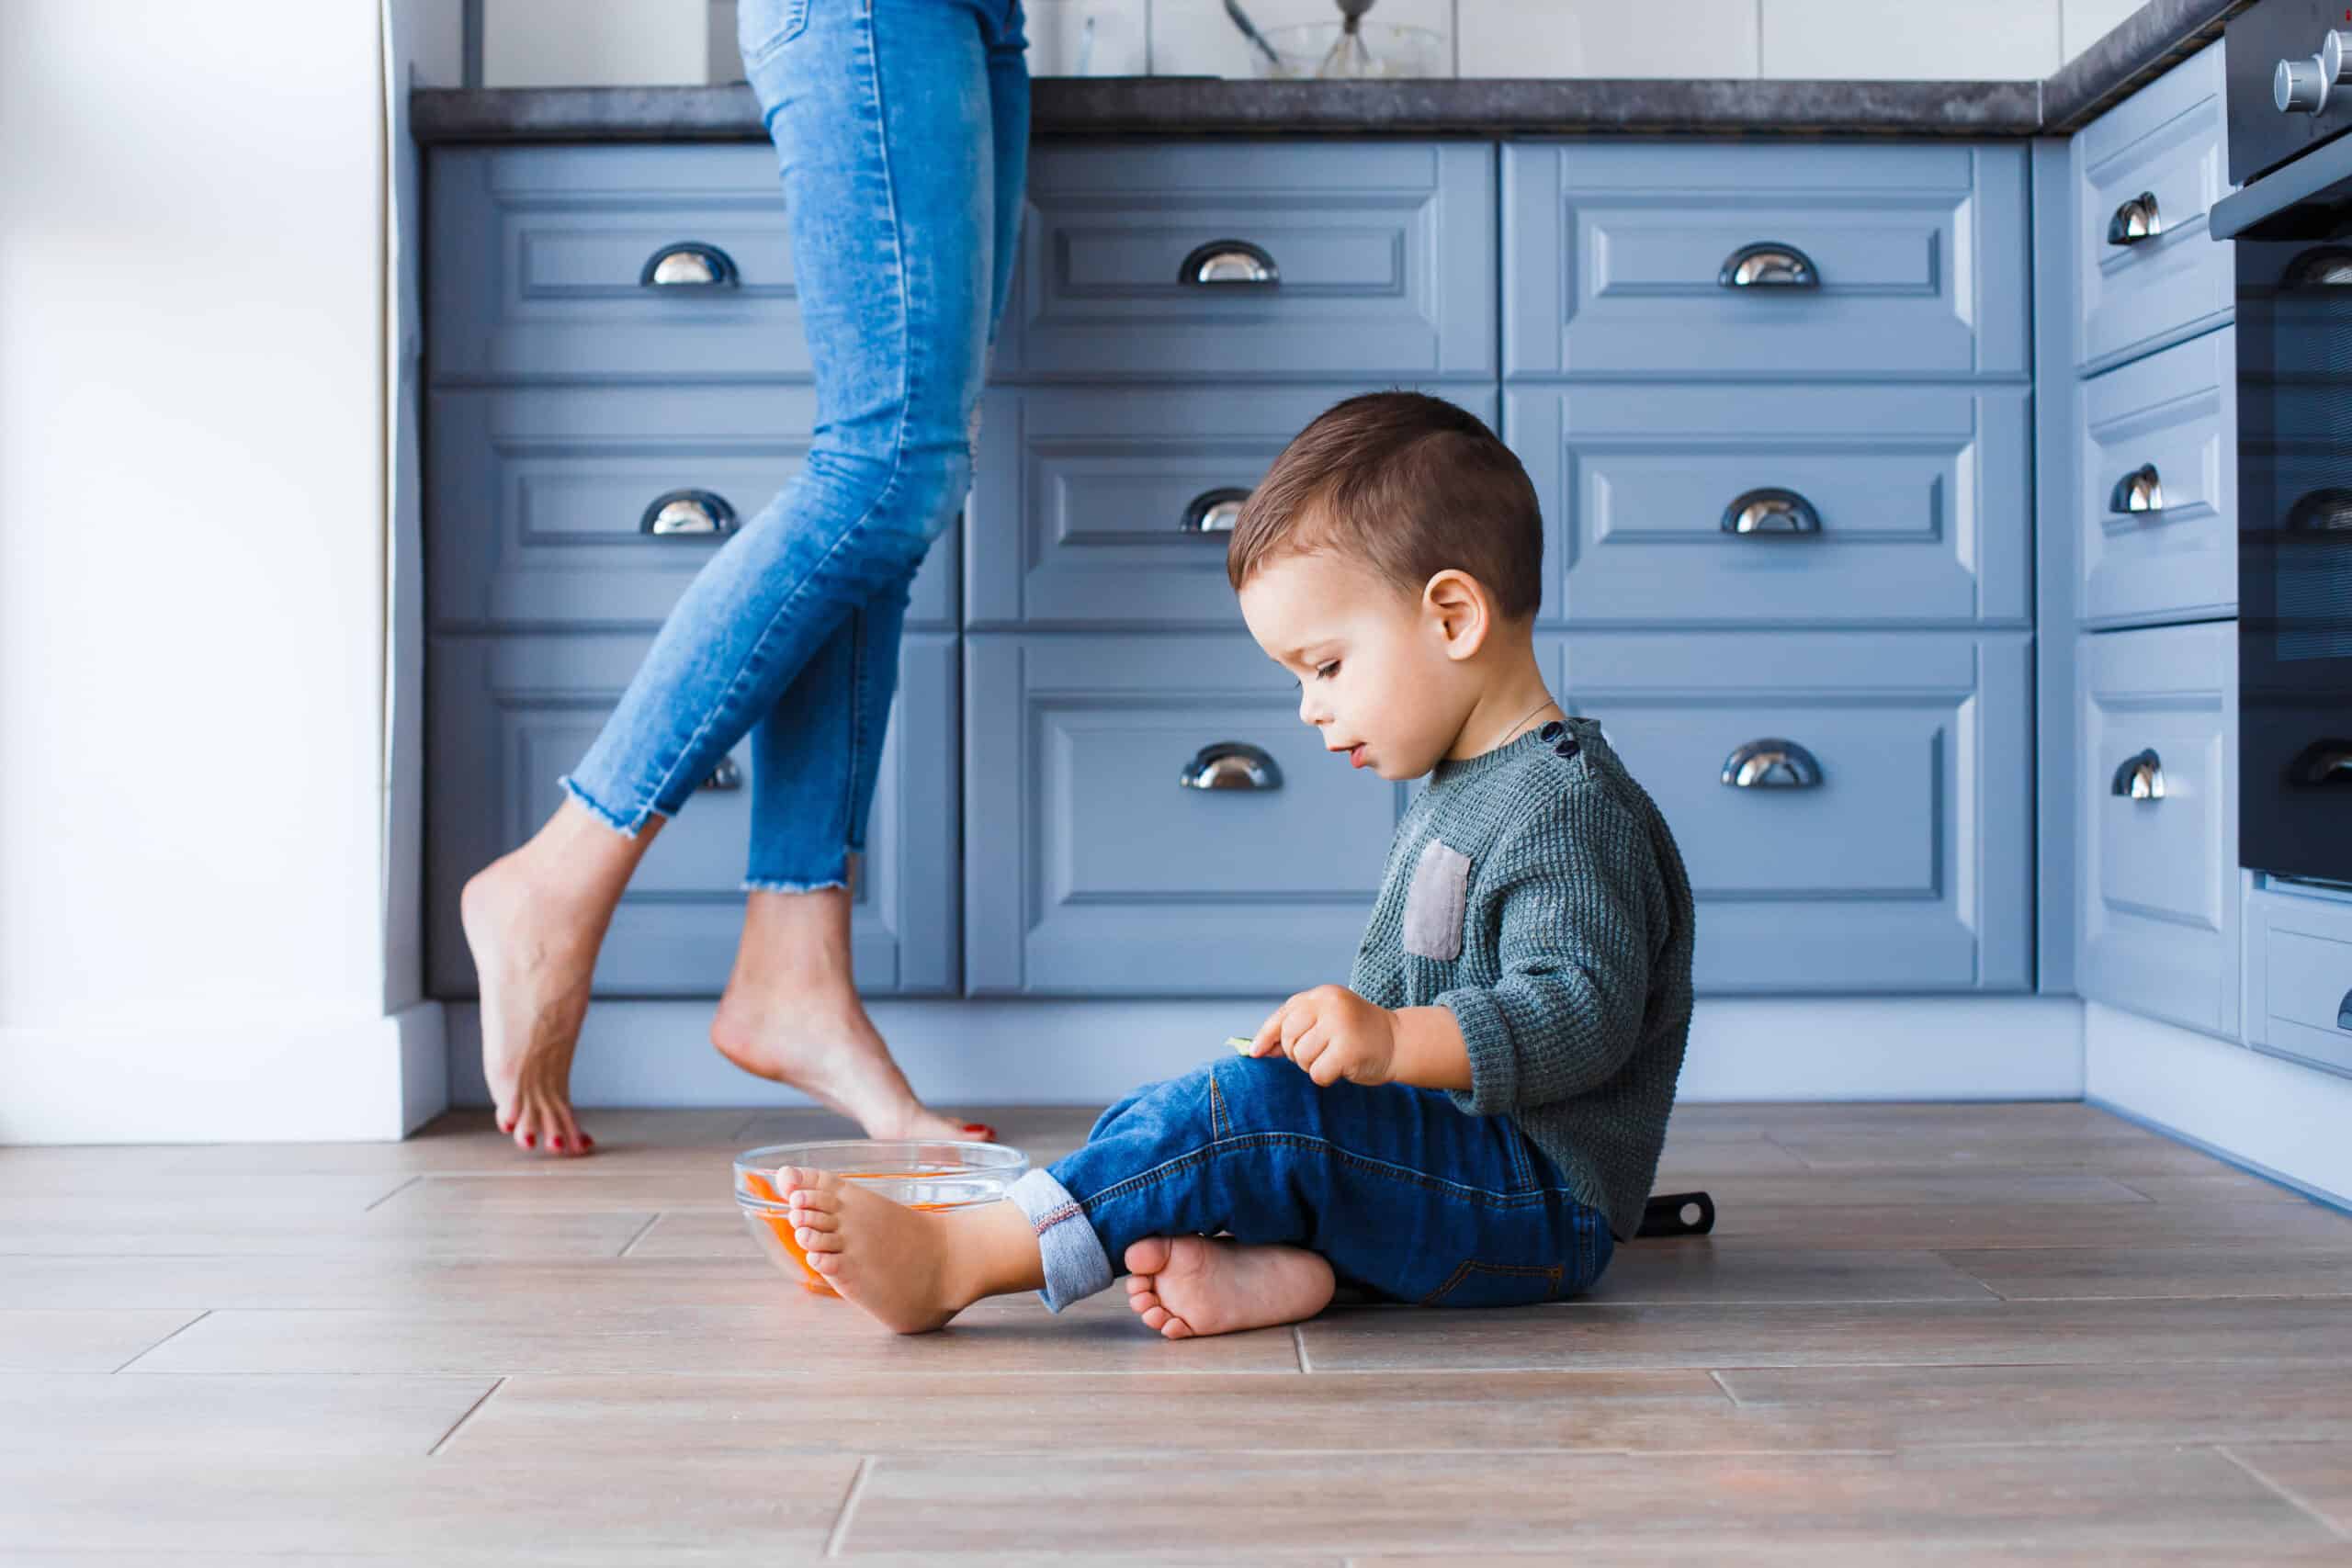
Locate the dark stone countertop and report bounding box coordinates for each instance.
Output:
[411,0,2247,144]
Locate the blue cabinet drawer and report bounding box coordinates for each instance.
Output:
[2244,885,2352,1077]
[963,635,1405,996]
[2073,42,2231,375]
[2077,622,2238,1039]
[1508,383,2030,628]
[966,384,1498,629]
[2075,328,2235,628]
[994,142,1495,381]
[427,146,808,385]
[426,632,958,998]
[427,387,956,632]
[1503,141,2029,381]
[1557,632,2031,993]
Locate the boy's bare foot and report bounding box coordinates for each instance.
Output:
[1122,1235,1336,1339]
[780,1168,1038,1334]
[712,888,993,1144]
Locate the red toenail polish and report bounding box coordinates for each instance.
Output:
[582,1135,594,1148]
[524,1133,536,1148]
[552,1136,565,1149]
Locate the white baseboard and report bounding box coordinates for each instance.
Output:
[2084,1000,2352,1209]
[444,994,2087,1109]
[0,1000,447,1145]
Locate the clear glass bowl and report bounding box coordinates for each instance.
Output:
[1253,21,1445,80]
[732,1138,1028,1293]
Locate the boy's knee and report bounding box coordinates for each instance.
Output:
[1204,1054,1324,1134]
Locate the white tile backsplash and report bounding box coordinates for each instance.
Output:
[1456,0,1757,79]
[482,0,712,85]
[485,0,2126,85]
[1759,0,2062,80]
[1153,0,1456,80]
[2062,0,2147,62]
[1029,0,1151,76]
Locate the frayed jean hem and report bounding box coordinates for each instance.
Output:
[559,775,669,839]
[741,876,853,895]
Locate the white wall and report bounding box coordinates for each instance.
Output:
[487,0,2153,83]
[0,1,442,1142]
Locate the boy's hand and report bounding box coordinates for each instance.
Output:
[1246,985,1398,1087]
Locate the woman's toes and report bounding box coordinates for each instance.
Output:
[1124,1236,1173,1276]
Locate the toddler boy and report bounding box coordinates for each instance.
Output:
[778,391,1695,1337]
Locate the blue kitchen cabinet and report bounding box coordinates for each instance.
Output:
[2072,40,2232,376]
[1503,141,2030,382]
[426,630,960,998]
[1559,632,2033,993]
[994,141,1496,382]
[965,383,1498,630]
[1507,383,2032,628]
[962,634,1409,995]
[428,384,957,634]
[2074,327,2237,629]
[429,145,811,385]
[2076,622,2238,1040]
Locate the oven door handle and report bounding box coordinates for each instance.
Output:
[2213,127,2352,240]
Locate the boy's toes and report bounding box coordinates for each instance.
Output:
[797,1224,843,1255]
[788,1207,840,1234]
[808,1248,842,1276]
[1127,1287,1160,1315]
[1123,1236,1173,1276]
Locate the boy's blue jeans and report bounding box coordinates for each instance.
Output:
[561,0,1029,891]
[1008,1055,1616,1314]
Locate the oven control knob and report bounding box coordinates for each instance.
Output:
[2278,54,2329,114]
[2277,54,2333,113]
[2325,30,2352,88]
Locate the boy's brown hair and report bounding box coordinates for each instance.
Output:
[1226,390,1544,621]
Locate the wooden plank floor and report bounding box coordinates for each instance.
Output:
[4,1102,2350,1563]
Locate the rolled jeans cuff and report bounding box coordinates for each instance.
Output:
[1007,1168,1113,1314]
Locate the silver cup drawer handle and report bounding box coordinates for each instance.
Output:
[2107,192,2161,246]
[1721,739,1823,789]
[641,490,739,537]
[2109,464,2164,515]
[1721,488,1822,536]
[640,242,741,288]
[1180,742,1283,791]
[1182,487,1252,534]
[1180,239,1278,287]
[1718,242,1820,288]
[2111,748,2164,800]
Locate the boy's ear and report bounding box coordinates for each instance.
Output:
[1421,570,1490,661]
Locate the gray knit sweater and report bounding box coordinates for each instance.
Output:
[1349,717,1695,1241]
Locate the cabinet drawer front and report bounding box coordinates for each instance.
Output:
[427,146,808,384]
[2074,43,2231,374]
[2077,623,2239,1038]
[2075,328,2236,627]
[2245,887,2352,1077]
[426,633,957,998]
[1558,633,2031,993]
[964,637,1404,995]
[1510,384,2030,627]
[427,387,956,632]
[1504,142,2029,381]
[967,385,1498,628]
[996,142,1496,380]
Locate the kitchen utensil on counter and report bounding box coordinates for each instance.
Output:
[1252,19,1443,79]
[1325,0,1377,77]
[1223,0,1283,68]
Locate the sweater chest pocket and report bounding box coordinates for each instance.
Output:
[1402,839,1472,962]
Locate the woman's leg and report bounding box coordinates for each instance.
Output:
[461,0,1017,1156]
[709,0,1031,1138]
[712,585,987,1139]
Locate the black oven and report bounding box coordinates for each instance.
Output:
[2217,0,2352,887]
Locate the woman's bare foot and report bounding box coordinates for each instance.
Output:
[1122,1235,1336,1339]
[712,887,993,1144]
[460,800,652,1157]
[779,1168,1043,1334]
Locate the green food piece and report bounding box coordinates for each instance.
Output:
[1226,1034,1254,1053]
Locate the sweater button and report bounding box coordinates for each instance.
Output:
[1538,720,1566,743]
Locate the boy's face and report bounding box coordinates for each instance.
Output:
[1237,548,1476,782]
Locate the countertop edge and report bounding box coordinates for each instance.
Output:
[406,0,2256,145]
